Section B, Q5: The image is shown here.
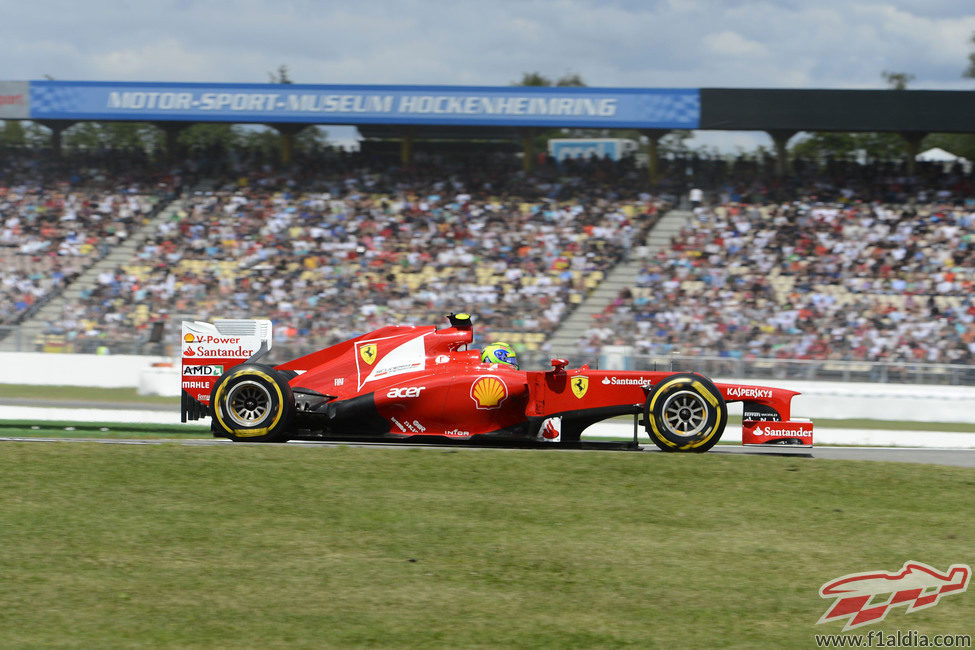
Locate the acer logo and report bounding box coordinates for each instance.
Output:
[386,386,426,399]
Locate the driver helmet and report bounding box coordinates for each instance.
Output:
[481,342,519,369]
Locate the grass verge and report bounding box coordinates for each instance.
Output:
[0,420,210,438]
[0,383,177,406]
[0,443,972,648]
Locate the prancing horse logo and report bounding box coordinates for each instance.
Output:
[360,344,377,365]
[571,376,589,399]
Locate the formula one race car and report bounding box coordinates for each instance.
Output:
[180,314,812,451]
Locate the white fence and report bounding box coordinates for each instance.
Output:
[1,352,974,424]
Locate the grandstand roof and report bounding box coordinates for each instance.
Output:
[4,80,975,135]
[700,89,975,134]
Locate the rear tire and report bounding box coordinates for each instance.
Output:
[210,364,294,442]
[644,373,726,452]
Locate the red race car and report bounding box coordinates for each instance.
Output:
[180,314,812,452]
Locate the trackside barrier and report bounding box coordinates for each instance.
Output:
[0,352,973,424]
[0,352,172,388]
[598,348,975,386]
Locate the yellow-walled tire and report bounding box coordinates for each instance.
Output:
[210,364,293,442]
[643,373,727,453]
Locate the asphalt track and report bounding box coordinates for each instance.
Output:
[1,401,974,467]
[1,435,973,467]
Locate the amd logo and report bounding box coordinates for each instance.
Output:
[183,364,223,376]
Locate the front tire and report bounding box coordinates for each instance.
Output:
[210,364,294,442]
[644,373,727,452]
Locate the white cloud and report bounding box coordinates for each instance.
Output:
[703,31,768,58]
[4,1,972,89]
[2,0,975,151]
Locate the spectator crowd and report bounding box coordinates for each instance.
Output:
[0,149,182,326]
[2,144,974,371]
[586,199,975,365]
[38,154,663,357]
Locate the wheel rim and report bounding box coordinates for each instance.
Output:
[225,380,272,427]
[660,390,708,437]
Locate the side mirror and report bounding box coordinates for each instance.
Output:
[448,312,472,329]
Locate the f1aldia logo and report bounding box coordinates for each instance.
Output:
[817,561,970,631]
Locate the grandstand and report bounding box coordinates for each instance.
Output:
[3,153,666,361]
[1,133,973,384]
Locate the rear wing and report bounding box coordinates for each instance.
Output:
[180,319,272,421]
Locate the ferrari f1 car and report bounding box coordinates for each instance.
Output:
[180,314,812,451]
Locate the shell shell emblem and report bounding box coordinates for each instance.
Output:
[470,376,508,410]
[184,333,195,343]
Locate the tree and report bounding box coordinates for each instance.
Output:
[921,133,975,162]
[177,123,242,154]
[268,64,293,84]
[513,71,551,87]
[62,121,162,153]
[789,131,908,164]
[295,126,330,155]
[554,73,586,87]
[0,120,28,146]
[914,33,975,161]
[882,70,914,90]
[965,31,975,79]
[511,72,586,87]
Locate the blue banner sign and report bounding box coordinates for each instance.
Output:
[28,81,700,128]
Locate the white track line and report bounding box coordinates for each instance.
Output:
[2,405,973,448]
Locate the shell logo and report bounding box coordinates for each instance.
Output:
[184,333,195,343]
[470,376,508,410]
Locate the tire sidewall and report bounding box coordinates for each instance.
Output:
[644,373,727,452]
[211,365,293,442]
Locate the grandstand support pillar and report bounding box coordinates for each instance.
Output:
[154,122,190,164]
[766,129,797,177]
[642,129,669,186]
[272,123,304,167]
[37,120,74,158]
[899,131,926,176]
[400,126,415,165]
[520,127,537,173]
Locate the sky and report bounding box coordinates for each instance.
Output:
[3,0,975,151]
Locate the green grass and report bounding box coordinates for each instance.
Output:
[726,415,975,433]
[0,443,972,648]
[0,383,177,406]
[0,420,210,438]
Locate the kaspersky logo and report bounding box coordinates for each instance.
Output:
[818,561,970,631]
